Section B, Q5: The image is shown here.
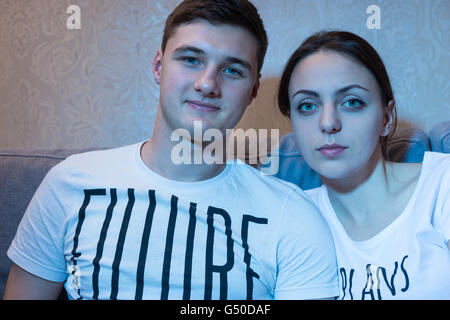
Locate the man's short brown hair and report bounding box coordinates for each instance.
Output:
[162,0,268,73]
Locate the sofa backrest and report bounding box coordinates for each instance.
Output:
[0,149,94,297]
[0,121,449,298]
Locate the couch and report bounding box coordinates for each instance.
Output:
[0,121,449,298]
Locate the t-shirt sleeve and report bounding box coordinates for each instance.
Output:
[435,156,450,242]
[274,189,339,300]
[7,160,71,282]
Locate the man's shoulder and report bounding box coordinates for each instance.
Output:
[304,185,325,199]
[230,159,310,199]
[48,142,142,180]
[70,142,139,160]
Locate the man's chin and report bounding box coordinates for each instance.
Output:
[171,120,226,143]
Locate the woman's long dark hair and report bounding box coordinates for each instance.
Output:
[278,30,397,159]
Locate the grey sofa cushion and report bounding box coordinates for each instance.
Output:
[0,148,93,297]
[429,120,450,153]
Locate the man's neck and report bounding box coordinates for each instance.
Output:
[141,121,227,183]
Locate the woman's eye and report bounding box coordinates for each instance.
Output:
[298,102,317,114]
[342,98,364,109]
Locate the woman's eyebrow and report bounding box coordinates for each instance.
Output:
[292,84,369,98]
[292,89,320,98]
[336,84,370,95]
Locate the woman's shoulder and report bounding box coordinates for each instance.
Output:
[390,152,449,179]
[389,152,450,194]
[388,161,422,187]
[421,152,450,179]
[423,151,450,166]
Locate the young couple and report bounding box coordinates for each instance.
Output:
[4,0,449,300]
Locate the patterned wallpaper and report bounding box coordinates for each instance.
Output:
[0,0,448,150]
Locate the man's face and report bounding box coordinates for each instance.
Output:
[153,21,260,138]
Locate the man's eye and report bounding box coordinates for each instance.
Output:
[181,56,199,65]
[223,67,242,77]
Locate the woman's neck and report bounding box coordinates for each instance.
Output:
[323,149,391,221]
[321,148,422,241]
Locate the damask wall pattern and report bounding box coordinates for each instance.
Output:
[0,0,448,150]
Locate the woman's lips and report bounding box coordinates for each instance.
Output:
[187,100,220,113]
[317,144,348,157]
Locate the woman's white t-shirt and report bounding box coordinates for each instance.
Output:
[306,152,450,300]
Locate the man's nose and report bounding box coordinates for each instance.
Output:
[319,103,341,134]
[194,67,220,97]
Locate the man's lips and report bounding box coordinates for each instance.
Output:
[317,144,348,157]
[187,100,220,113]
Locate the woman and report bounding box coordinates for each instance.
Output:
[277,30,450,299]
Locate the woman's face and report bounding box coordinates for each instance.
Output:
[288,50,392,181]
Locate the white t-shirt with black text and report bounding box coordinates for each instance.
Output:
[8,141,339,300]
[306,152,450,300]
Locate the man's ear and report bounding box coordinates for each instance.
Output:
[153,49,163,85]
[249,73,261,102]
[381,99,395,137]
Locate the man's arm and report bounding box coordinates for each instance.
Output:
[3,263,64,300]
[275,190,339,300]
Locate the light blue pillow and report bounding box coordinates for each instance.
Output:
[385,126,430,162]
[429,121,450,153]
[269,133,322,190]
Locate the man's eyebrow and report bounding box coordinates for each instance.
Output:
[173,45,253,72]
[173,45,205,56]
[224,56,252,72]
[292,84,369,98]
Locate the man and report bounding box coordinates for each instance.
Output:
[4,0,338,300]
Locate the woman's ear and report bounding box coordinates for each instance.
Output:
[381,99,395,137]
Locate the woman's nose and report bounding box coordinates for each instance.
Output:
[319,104,341,134]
